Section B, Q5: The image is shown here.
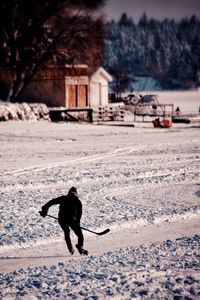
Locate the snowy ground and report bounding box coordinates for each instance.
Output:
[0,109,200,298]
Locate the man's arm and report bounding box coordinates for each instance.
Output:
[40,196,63,217]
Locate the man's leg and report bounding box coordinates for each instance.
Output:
[70,223,88,255]
[59,221,74,254]
[71,224,84,247]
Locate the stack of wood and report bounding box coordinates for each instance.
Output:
[93,105,125,122]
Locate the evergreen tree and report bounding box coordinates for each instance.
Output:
[103,13,200,90]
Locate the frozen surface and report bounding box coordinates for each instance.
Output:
[0,236,199,299]
[0,101,200,299]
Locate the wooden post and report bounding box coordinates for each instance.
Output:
[88,109,93,123]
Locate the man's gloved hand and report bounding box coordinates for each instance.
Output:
[39,210,47,217]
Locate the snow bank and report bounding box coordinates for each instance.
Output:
[0,101,50,121]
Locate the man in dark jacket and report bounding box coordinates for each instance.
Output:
[40,187,88,255]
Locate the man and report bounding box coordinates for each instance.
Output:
[40,187,88,255]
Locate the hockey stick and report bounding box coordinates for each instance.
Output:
[39,212,110,236]
[80,227,110,236]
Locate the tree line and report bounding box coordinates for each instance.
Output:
[103,13,200,92]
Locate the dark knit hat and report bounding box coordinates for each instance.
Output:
[69,187,77,193]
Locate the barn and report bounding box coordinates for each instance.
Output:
[0,65,112,109]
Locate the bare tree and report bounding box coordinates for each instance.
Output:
[109,66,133,99]
[0,0,106,102]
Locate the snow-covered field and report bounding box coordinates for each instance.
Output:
[0,106,200,298]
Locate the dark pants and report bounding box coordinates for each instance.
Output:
[58,220,84,251]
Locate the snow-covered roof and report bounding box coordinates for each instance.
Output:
[90,67,112,82]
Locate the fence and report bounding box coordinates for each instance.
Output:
[93,105,125,122]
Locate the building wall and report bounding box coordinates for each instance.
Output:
[0,66,88,107]
[21,78,65,107]
[90,75,109,108]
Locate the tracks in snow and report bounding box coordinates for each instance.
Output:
[0,215,199,274]
[2,147,132,177]
[3,144,199,178]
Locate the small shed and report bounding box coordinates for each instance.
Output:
[22,65,89,108]
[89,67,112,108]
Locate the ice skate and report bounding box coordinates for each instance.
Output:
[76,244,88,255]
[69,247,74,255]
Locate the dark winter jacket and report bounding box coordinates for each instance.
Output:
[42,191,82,224]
